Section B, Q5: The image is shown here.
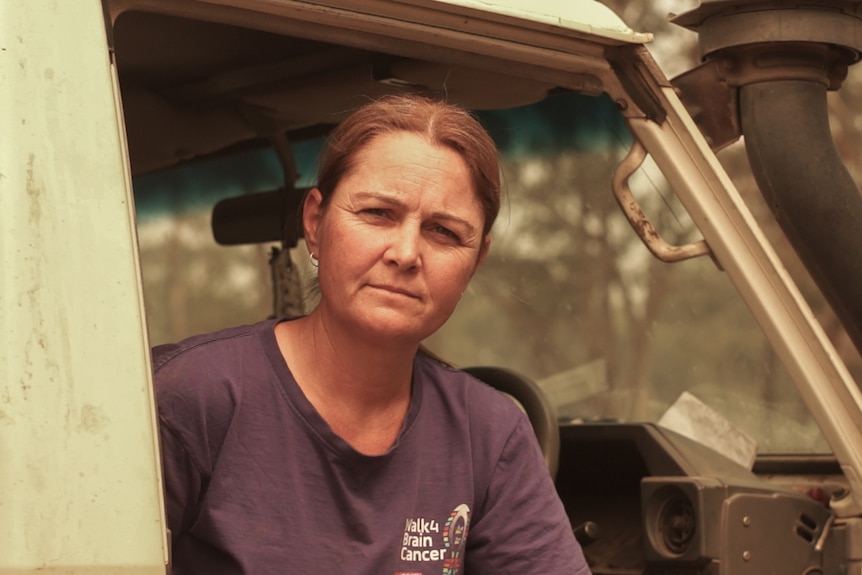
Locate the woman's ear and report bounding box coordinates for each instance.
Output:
[303,188,325,255]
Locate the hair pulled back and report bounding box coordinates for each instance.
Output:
[315,94,501,236]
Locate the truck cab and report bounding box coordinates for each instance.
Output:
[2,0,862,573]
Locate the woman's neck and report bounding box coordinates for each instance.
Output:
[274,312,416,455]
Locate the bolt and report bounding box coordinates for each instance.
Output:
[742,516,750,526]
[743,551,751,561]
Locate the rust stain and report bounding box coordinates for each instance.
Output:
[25,153,41,227]
[79,404,110,433]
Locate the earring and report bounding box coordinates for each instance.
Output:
[309,252,319,268]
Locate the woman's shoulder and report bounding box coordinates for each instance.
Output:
[412,354,547,502]
[152,319,277,374]
[152,319,282,424]
[414,353,528,428]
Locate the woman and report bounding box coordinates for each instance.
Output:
[153,94,590,574]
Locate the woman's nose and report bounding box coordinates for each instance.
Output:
[385,224,421,269]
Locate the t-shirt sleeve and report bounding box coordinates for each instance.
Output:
[152,342,238,547]
[160,419,206,543]
[465,415,592,575]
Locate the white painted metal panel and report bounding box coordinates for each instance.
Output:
[0,0,168,571]
[427,0,652,43]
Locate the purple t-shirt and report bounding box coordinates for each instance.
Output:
[154,319,590,575]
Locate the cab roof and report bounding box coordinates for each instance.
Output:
[427,0,652,44]
[111,0,650,175]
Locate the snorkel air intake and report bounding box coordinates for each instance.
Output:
[673,0,862,355]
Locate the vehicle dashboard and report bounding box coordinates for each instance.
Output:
[555,423,837,574]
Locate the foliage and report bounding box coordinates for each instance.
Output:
[134,0,858,454]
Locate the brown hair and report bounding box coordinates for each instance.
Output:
[315,94,501,236]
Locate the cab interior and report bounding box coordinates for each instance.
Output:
[115,7,851,573]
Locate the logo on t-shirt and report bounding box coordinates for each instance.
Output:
[398,504,471,575]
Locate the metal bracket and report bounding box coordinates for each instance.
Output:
[612,140,712,263]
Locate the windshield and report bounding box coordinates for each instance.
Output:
[135,91,836,455]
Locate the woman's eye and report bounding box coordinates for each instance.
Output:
[433,225,459,241]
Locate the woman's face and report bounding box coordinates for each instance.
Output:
[304,131,490,345]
